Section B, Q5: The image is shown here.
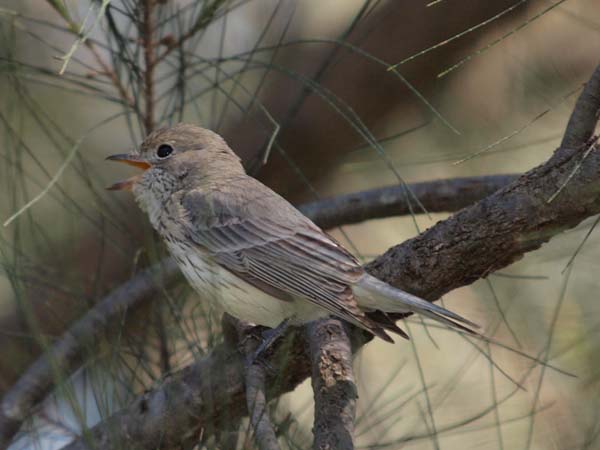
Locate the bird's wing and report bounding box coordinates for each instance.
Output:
[180,177,393,341]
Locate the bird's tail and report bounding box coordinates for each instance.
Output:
[354,274,479,335]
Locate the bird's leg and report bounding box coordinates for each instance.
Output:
[246,318,292,368]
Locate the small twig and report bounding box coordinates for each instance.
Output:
[85,43,136,109]
[2,112,124,228]
[58,0,111,75]
[153,0,225,66]
[3,136,84,227]
[142,0,157,133]
[307,319,357,450]
[44,1,135,108]
[236,322,281,450]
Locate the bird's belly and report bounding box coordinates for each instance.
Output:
[169,246,296,328]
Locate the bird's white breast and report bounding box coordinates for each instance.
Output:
[167,240,299,328]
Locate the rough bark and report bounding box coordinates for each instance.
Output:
[307,319,357,450]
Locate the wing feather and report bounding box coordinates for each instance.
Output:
[180,179,393,340]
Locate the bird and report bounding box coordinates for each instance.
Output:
[107,123,477,346]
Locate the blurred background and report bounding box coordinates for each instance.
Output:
[0,0,599,449]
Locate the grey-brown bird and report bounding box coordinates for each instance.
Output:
[107,123,477,344]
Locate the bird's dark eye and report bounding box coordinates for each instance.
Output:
[156,144,173,158]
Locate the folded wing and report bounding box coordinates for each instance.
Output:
[180,177,395,341]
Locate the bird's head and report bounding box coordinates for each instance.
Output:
[106,123,243,192]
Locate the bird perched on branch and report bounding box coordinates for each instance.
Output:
[107,123,477,349]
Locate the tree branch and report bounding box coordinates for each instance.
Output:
[54,61,600,450]
[561,64,600,149]
[299,174,517,230]
[236,321,282,450]
[246,364,281,450]
[307,319,356,450]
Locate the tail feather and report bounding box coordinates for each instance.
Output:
[355,274,479,334]
[366,310,410,340]
[415,309,478,336]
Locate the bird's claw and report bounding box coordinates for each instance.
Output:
[243,318,291,373]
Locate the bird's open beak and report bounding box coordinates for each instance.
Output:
[106,153,151,191]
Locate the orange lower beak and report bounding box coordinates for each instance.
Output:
[106,175,142,191]
[106,153,151,191]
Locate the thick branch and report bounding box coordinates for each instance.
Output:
[57,62,600,450]
[307,319,356,450]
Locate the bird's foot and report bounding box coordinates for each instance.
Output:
[245,318,291,370]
